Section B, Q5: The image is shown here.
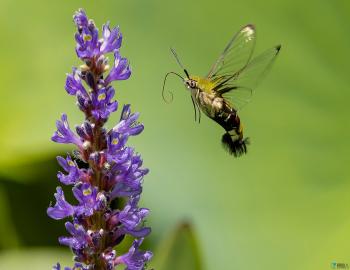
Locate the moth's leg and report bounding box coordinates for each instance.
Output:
[198,107,201,123]
[196,101,202,124]
[195,89,201,123]
[191,96,197,122]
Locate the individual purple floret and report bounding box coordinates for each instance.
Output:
[56,155,82,185]
[105,51,131,84]
[47,187,75,220]
[115,239,153,270]
[91,86,118,121]
[65,68,89,97]
[52,114,83,148]
[48,9,152,270]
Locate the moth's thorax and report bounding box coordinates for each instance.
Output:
[185,75,216,93]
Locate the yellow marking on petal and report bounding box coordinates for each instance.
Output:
[57,131,64,138]
[68,160,75,166]
[98,93,106,101]
[83,188,92,196]
[83,34,92,41]
[112,138,119,145]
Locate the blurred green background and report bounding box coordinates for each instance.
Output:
[0,0,349,269]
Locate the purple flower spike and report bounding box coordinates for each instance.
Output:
[47,187,74,220]
[48,9,151,269]
[105,51,131,84]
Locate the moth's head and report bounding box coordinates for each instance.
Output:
[184,78,197,90]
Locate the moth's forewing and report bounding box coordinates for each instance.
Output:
[207,24,256,79]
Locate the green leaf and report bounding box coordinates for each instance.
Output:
[150,222,203,270]
[0,154,70,248]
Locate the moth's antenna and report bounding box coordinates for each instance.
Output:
[170,47,190,78]
[162,71,184,103]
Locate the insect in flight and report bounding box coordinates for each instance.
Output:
[162,24,281,157]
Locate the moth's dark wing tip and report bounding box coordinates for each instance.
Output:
[275,44,282,53]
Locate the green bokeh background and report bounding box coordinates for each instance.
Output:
[0,0,349,269]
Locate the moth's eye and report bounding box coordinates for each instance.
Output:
[190,81,196,88]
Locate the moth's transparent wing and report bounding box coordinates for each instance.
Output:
[207,24,256,79]
[216,45,281,111]
[230,45,281,90]
[221,87,253,111]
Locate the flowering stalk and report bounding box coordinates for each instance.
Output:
[48,9,152,270]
